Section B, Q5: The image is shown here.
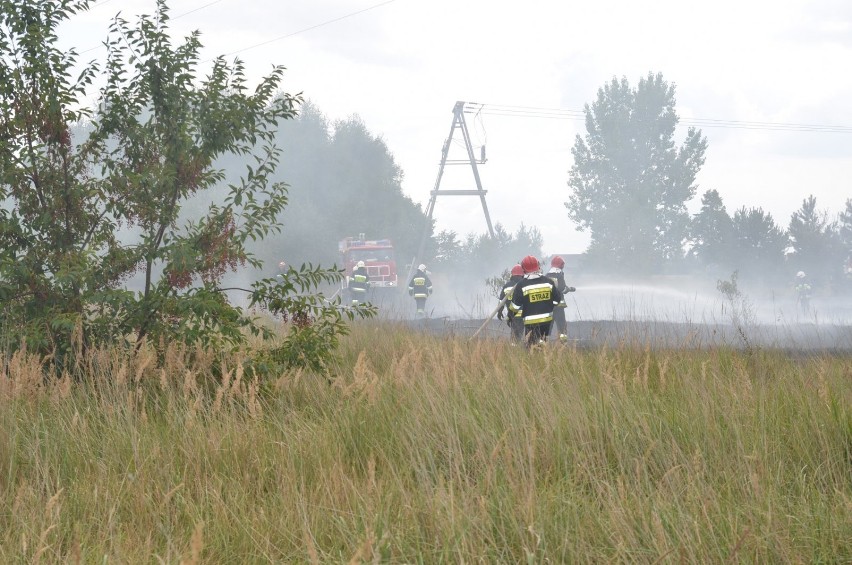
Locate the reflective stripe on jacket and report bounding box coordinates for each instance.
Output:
[509,274,565,325]
[349,267,370,293]
[408,271,433,298]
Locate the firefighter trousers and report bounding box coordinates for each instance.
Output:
[524,321,552,347]
[507,315,524,342]
[414,297,427,317]
[551,307,567,337]
[349,288,368,305]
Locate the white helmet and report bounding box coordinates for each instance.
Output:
[356,260,365,268]
[277,261,287,271]
[796,271,806,278]
[418,263,426,271]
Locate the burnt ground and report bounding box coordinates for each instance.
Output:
[361,275,852,353]
[403,317,852,354]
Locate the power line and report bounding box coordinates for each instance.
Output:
[67,6,852,135]
[88,0,226,16]
[89,0,121,9]
[173,0,226,20]
[78,0,229,55]
[681,117,852,133]
[465,102,852,134]
[469,103,585,118]
[78,0,401,62]
[217,0,400,58]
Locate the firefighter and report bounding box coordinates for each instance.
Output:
[349,260,370,306]
[546,255,576,341]
[408,263,433,318]
[794,270,812,314]
[510,255,565,347]
[497,264,524,342]
[276,260,288,283]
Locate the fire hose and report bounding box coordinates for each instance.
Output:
[469,297,507,341]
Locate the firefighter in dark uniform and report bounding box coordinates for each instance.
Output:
[408,264,433,318]
[348,260,370,306]
[545,255,575,341]
[510,255,565,347]
[497,264,524,342]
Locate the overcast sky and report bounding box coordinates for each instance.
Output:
[60,0,852,255]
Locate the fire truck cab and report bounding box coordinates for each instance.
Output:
[339,235,398,291]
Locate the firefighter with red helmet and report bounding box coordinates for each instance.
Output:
[546,255,576,341]
[497,264,524,342]
[510,255,565,346]
[408,264,433,318]
[348,260,370,306]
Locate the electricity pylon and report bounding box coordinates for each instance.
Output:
[409,101,495,281]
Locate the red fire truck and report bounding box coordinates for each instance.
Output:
[338,235,399,292]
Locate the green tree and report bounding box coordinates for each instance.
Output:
[252,104,431,271]
[839,199,852,291]
[0,0,371,372]
[243,100,335,269]
[432,229,464,267]
[434,224,542,275]
[787,195,841,286]
[565,72,707,273]
[690,189,734,272]
[326,115,427,260]
[730,207,788,281]
[837,198,852,258]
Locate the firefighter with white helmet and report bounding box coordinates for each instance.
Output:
[408,264,433,318]
[276,260,288,283]
[794,270,812,314]
[546,255,576,341]
[497,264,524,342]
[348,260,370,306]
[509,255,565,347]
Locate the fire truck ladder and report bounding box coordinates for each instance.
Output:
[411,101,496,279]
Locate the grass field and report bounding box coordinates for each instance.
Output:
[1,322,850,563]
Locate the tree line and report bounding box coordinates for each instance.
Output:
[268,73,850,294]
[218,102,543,280]
[565,73,852,291]
[3,0,847,372]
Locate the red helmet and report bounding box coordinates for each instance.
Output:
[520,255,539,273]
[510,264,523,276]
[550,255,565,268]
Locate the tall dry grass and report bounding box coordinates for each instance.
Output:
[0,322,850,562]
